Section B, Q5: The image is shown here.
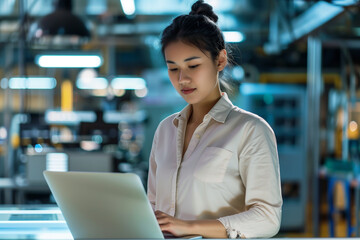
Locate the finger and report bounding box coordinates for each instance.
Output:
[157,217,172,225]
[156,214,173,222]
[159,222,173,233]
[155,214,169,220]
[155,210,170,216]
[155,211,166,217]
[155,212,171,220]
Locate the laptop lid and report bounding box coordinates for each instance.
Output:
[43,171,164,239]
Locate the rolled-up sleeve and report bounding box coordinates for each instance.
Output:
[218,118,283,238]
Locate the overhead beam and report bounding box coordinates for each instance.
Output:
[264,0,359,54]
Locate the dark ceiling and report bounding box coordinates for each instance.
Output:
[0,0,359,74]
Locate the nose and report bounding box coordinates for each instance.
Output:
[178,69,190,84]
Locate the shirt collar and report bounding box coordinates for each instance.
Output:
[173,104,192,128]
[207,92,234,123]
[172,92,234,127]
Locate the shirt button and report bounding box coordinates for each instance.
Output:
[196,134,200,138]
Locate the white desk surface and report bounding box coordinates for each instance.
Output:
[0,205,360,240]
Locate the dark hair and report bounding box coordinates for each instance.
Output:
[161,0,224,61]
[160,0,236,96]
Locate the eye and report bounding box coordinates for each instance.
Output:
[189,64,199,69]
[169,68,178,72]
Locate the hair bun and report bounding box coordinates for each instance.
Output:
[189,0,218,23]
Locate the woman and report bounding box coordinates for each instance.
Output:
[147,1,282,238]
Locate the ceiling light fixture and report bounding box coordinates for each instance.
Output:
[76,77,108,90]
[223,31,245,43]
[120,0,136,16]
[28,0,90,46]
[36,54,103,68]
[9,77,57,89]
[45,110,96,125]
[111,77,146,90]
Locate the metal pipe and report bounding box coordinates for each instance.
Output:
[307,35,322,237]
[18,0,26,113]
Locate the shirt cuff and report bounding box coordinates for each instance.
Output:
[218,217,245,239]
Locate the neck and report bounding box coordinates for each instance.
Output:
[188,94,222,124]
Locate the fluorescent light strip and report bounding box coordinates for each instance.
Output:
[76,77,108,90]
[120,0,135,15]
[9,77,56,89]
[111,77,146,90]
[36,55,103,68]
[0,221,67,224]
[223,31,245,43]
[45,111,97,124]
[103,110,147,123]
[0,210,62,214]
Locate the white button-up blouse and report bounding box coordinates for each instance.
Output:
[147,93,282,238]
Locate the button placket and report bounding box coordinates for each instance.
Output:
[173,117,210,216]
[172,117,186,216]
[187,120,209,155]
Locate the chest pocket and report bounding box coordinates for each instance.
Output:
[193,147,233,183]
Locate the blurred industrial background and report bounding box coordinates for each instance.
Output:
[0,0,359,238]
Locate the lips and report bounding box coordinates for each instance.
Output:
[181,88,196,95]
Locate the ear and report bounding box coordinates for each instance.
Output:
[217,49,227,71]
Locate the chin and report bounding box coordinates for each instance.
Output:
[182,96,200,105]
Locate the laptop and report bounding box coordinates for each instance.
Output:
[43,171,164,239]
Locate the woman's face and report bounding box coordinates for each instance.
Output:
[164,41,226,106]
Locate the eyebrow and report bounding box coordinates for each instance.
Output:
[166,56,200,64]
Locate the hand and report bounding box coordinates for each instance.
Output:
[155,210,193,237]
